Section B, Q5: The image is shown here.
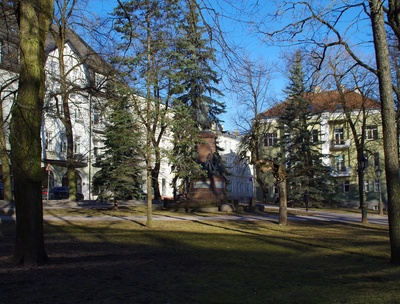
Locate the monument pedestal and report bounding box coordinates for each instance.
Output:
[186,130,227,207]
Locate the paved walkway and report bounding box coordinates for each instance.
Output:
[0,200,388,226]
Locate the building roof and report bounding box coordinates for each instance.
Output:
[0,3,112,77]
[259,89,380,119]
[45,25,112,76]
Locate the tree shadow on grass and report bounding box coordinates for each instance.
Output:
[0,216,399,304]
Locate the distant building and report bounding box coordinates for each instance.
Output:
[218,132,253,201]
[257,89,386,208]
[0,7,252,202]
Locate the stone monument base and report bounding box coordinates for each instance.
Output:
[185,175,227,206]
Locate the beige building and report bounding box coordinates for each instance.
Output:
[257,89,386,209]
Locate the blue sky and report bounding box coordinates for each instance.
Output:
[84,0,375,132]
[84,0,285,131]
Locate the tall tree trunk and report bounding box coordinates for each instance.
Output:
[278,181,287,226]
[10,0,53,266]
[56,25,76,200]
[151,151,161,200]
[53,14,77,201]
[66,117,76,200]
[369,0,400,263]
[358,166,368,225]
[145,7,153,228]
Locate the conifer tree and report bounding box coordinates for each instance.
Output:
[168,100,205,198]
[278,51,334,205]
[168,0,226,192]
[92,90,144,203]
[175,0,225,130]
[113,0,181,226]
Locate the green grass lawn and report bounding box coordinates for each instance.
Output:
[1,206,399,303]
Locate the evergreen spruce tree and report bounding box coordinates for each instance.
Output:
[175,0,225,130]
[92,91,144,202]
[168,100,205,198]
[278,51,334,205]
[112,0,181,205]
[168,0,226,192]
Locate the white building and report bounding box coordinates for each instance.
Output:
[0,13,253,202]
[41,27,110,200]
[217,132,253,201]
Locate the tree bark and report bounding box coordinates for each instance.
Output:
[52,17,77,201]
[369,0,400,263]
[10,0,53,266]
[358,165,368,225]
[278,181,287,226]
[145,7,153,228]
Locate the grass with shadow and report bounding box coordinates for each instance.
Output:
[0,206,398,304]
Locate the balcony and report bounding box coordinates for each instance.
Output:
[44,151,87,166]
[331,166,352,177]
[330,139,350,150]
[44,150,57,160]
[74,153,87,163]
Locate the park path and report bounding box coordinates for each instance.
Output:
[0,200,388,226]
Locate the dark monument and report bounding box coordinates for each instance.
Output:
[186,130,227,207]
[176,99,227,210]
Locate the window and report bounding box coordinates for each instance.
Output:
[365,180,370,192]
[373,152,380,167]
[312,129,319,143]
[335,154,346,172]
[264,132,277,147]
[74,136,81,154]
[343,180,350,192]
[74,108,83,122]
[374,178,380,192]
[45,132,53,151]
[60,133,67,152]
[334,127,345,145]
[93,108,100,124]
[60,141,67,152]
[366,125,378,140]
[0,40,3,64]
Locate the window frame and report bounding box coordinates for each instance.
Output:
[366,125,378,140]
[264,132,278,147]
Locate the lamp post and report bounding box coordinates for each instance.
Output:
[375,166,383,216]
[358,155,368,224]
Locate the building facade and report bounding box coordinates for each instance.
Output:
[257,89,386,209]
[0,13,252,202]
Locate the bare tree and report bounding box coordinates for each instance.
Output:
[233,57,288,225]
[233,57,273,200]
[370,0,400,263]
[112,0,181,227]
[49,0,79,200]
[45,0,114,200]
[325,52,381,224]
[0,3,20,202]
[254,0,400,263]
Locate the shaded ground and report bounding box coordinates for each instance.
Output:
[0,202,398,304]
